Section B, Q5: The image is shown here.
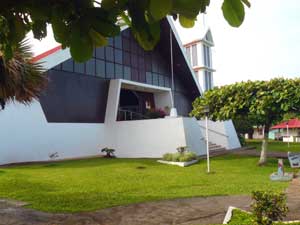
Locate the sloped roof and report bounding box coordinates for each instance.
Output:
[271,118,300,129]
[32,17,202,96]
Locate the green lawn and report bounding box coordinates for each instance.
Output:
[0,155,290,213]
[246,139,300,153]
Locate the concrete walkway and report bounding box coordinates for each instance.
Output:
[286,177,300,221]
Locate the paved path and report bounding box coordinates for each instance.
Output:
[0,195,252,225]
[286,177,300,221]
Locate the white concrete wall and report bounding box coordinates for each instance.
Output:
[182,117,206,155]
[198,119,241,149]
[0,101,107,165]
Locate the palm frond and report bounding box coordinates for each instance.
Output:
[0,39,47,109]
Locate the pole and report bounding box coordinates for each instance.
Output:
[206,115,210,173]
[287,124,290,148]
[170,28,174,108]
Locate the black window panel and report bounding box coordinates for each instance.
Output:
[131,68,139,81]
[146,72,152,84]
[74,62,85,74]
[138,57,145,69]
[192,44,198,66]
[96,47,105,59]
[105,47,114,62]
[165,76,170,87]
[114,36,122,49]
[131,54,138,68]
[152,59,158,73]
[108,37,114,46]
[124,66,131,80]
[123,38,130,52]
[96,59,105,78]
[115,64,123,79]
[86,59,95,76]
[114,49,123,64]
[106,62,115,78]
[123,51,131,66]
[139,70,146,83]
[152,73,159,86]
[159,75,164,87]
[130,41,138,54]
[62,59,73,72]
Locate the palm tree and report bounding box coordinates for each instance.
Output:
[0,39,47,110]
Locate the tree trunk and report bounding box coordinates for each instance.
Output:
[258,125,269,166]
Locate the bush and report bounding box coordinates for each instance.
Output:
[101,147,116,158]
[251,191,288,225]
[162,151,197,162]
[238,133,246,146]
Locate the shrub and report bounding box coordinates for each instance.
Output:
[101,147,116,158]
[162,153,173,161]
[251,191,288,225]
[162,151,197,162]
[179,152,197,162]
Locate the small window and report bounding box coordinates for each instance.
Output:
[106,62,115,78]
[146,72,152,84]
[152,73,159,86]
[124,66,131,80]
[115,64,123,79]
[123,38,130,51]
[114,36,122,49]
[114,49,123,64]
[123,51,131,66]
[131,68,139,81]
[164,76,170,88]
[192,44,198,66]
[86,59,95,76]
[96,47,105,59]
[96,60,105,78]
[105,47,114,62]
[108,38,114,46]
[139,70,146,82]
[74,62,84,74]
[131,54,138,68]
[159,75,164,87]
[186,46,191,64]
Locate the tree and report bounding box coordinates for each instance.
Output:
[0,39,47,109]
[0,0,251,63]
[190,78,300,165]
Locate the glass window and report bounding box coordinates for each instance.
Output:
[86,59,95,76]
[146,72,152,84]
[159,75,164,87]
[114,36,122,49]
[139,70,146,82]
[96,59,105,78]
[123,38,130,51]
[186,46,191,64]
[114,49,123,64]
[207,47,211,67]
[192,44,198,66]
[96,47,105,59]
[164,76,170,88]
[131,68,138,81]
[115,64,123,79]
[105,47,114,62]
[131,54,138,68]
[62,59,73,72]
[152,73,159,86]
[152,59,158,73]
[130,41,137,54]
[123,51,131,66]
[106,62,115,78]
[138,57,145,69]
[53,64,62,70]
[124,66,131,80]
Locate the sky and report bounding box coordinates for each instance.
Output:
[30,0,300,86]
[175,0,300,86]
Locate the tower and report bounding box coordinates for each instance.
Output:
[184,29,215,92]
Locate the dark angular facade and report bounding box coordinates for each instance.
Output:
[40,20,200,123]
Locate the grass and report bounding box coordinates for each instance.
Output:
[0,155,291,213]
[246,139,300,153]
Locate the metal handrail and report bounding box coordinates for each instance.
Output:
[198,124,229,138]
[117,109,149,121]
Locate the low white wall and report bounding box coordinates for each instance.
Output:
[198,119,241,149]
[105,118,187,158]
[0,101,107,165]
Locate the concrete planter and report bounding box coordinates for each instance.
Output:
[157,159,199,167]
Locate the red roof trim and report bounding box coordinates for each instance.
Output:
[271,118,300,129]
[32,45,62,62]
